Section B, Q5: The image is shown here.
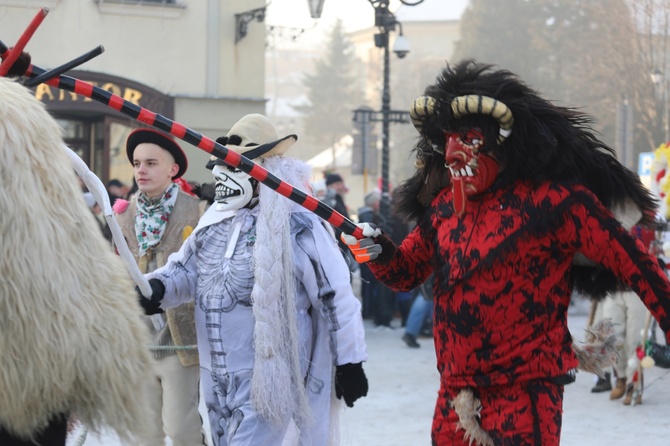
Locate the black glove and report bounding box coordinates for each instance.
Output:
[335,362,368,407]
[192,182,216,205]
[136,278,165,315]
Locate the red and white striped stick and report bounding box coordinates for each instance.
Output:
[0,7,48,77]
[0,41,364,240]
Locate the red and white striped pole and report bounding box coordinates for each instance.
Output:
[0,41,364,239]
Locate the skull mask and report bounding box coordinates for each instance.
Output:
[206,114,298,211]
[211,164,257,212]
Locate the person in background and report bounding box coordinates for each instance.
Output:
[83,191,113,242]
[323,173,350,242]
[324,173,349,218]
[402,275,434,348]
[323,172,358,275]
[113,128,205,446]
[358,190,383,319]
[311,179,327,200]
[602,289,649,404]
[588,300,612,393]
[600,225,657,405]
[375,191,412,330]
[107,178,131,201]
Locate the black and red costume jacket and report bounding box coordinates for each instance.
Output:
[369,180,670,388]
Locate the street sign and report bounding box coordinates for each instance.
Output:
[639,151,653,189]
[638,152,653,177]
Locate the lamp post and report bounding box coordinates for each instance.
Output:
[366,0,418,227]
[652,68,669,143]
[306,0,326,18]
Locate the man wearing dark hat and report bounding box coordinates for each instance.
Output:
[324,173,350,226]
[113,128,206,446]
[324,172,358,276]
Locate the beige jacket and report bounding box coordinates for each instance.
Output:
[116,189,201,366]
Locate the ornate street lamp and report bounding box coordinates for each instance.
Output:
[367,0,422,226]
[307,0,327,19]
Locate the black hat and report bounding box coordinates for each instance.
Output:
[126,128,187,179]
[326,173,344,186]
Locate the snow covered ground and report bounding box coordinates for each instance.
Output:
[69,296,670,446]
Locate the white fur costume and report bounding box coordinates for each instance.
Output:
[0,77,161,444]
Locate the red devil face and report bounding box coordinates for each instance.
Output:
[444,128,499,216]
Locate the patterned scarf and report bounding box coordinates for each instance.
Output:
[135,182,179,257]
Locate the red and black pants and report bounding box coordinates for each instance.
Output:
[432,379,565,446]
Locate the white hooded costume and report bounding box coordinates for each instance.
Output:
[147,115,367,446]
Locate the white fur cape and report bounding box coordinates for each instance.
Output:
[0,77,161,444]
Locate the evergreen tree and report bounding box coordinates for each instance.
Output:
[452,0,648,157]
[293,19,365,166]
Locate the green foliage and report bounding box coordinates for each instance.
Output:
[293,19,365,150]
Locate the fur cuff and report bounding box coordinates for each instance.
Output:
[372,233,397,264]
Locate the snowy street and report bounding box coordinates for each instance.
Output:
[70,297,670,446]
[343,297,670,446]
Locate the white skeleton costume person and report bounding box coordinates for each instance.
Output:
[143,114,368,446]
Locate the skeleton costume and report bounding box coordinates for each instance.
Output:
[144,114,368,446]
[344,61,670,446]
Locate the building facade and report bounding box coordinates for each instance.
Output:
[0,0,268,184]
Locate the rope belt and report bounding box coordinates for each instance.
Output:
[148,344,197,351]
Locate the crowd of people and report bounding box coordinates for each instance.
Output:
[5,56,670,446]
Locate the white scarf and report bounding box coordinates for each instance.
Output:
[250,156,313,428]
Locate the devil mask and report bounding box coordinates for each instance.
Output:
[410,94,513,216]
[395,60,655,228]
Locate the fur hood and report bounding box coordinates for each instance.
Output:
[0,77,161,444]
[395,60,657,299]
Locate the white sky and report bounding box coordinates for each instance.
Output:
[266,0,469,49]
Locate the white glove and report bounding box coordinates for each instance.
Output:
[341,222,383,263]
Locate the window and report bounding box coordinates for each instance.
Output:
[96,0,181,4]
[0,0,60,7]
[94,0,186,18]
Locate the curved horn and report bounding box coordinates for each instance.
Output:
[410,96,437,135]
[451,95,514,143]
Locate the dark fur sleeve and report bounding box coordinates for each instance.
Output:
[372,233,397,265]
